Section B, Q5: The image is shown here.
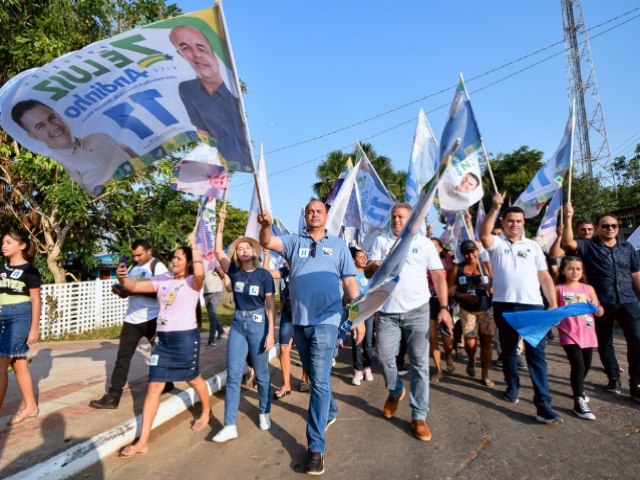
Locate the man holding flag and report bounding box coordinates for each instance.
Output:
[366,202,452,441]
[480,192,561,424]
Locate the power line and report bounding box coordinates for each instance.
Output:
[232,7,640,189]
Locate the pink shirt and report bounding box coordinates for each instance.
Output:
[556,283,598,348]
[150,275,201,332]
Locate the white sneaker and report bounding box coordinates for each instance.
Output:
[583,394,590,403]
[573,397,596,420]
[259,413,271,431]
[212,425,238,442]
[352,370,364,386]
[363,367,374,382]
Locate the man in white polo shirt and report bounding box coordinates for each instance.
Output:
[480,193,561,423]
[366,203,452,442]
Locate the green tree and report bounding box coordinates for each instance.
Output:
[312,150,349,201]
[610,144,640,208]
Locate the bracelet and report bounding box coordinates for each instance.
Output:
[192,260,204,264]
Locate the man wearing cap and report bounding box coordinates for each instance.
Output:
[480,193,561,424]
[258,199,363,476]
[366,203,452,442]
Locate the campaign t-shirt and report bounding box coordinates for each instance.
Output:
[0,263,42,305]
[150,275,201,332]
[228,263,274,312]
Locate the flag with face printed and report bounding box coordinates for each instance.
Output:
[535,187,563,253]
[514,107,574,218]
[437,75,484,211]
[405,108,439,206]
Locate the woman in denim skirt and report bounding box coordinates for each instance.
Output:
[118,234,209,458]
[212,208,275,443]
[0,230,41,426]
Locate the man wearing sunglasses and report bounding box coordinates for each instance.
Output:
[563,204,640,403]
[258,199,364,476]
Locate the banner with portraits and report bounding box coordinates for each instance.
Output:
[0,6,254,195]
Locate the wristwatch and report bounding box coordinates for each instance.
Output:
[440,305,451,312]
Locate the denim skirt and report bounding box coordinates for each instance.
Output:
[148,328,200,382]
[0,302,32,358]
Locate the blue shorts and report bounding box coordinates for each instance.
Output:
[0,302,32,358]
[279,313,294,346]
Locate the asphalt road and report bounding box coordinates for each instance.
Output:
[76,336,640,480]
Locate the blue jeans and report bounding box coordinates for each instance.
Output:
[493,302,551,408]
[224,309,271,426]
[375,302,430,420]
[597,302,640,386]
[351,316,374,371]
[294,323,338,454]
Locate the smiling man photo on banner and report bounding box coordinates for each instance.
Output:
[169,24,252,169]
[11,99,136,194]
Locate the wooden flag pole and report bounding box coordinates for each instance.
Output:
[253,171,264,215]
[481,141,499,194]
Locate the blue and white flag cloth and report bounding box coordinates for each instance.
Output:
[628,225,640,250]
[504,302,598,348]
[356,144,396,251]
[437,75,484,212]
[195,196,217,272]
[245,144,271,241]
[405,108,439,206]
[535,188,563,253]
[326,158,361,237]
[297,205,306,235]
[514,107,575,218]
[475,201,486,241]
[326,157,353,206]
[344,138,461,329]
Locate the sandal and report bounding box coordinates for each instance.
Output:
[274,386,291,399]
[119,445,147,458]
[482,378,495,388]
[430,371,443,383]
[7,408,39,426]
[466,364,476,378]
[299,382,310,393]
[445,357,456,373]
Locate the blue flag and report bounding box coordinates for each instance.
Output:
[405,108,439,206]
[503,302,598,348]
[535,188,563,253]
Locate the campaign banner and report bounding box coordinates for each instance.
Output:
[0,6,254,195]
[170,143,228,198]
[195,195,217,272]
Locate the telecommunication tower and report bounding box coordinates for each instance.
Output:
[561,0,611,180]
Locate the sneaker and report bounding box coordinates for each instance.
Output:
[536,404,563,424]
[411,419,432,441]
[397,367,409,377]
[259,413,271,431]
[89,393,120,409]
[352,370,364,386]
[217,332,227,341]
[331,358,336,367]
[573,397,596,420]
[495,354,503,368]
[363,367,374,382]
[605,378,621,394]
[212,425,238,443]
[325,417,336,432]
[383,388,406,418]
[583,394,590,404]
[205,341,216,350]
[503,387,519,404]
[306,451,324,476]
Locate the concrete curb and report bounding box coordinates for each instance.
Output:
[7,346,279,480]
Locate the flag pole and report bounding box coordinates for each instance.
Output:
[566,99,576,204]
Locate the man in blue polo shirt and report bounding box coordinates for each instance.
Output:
[562,205,640,402]
[258,199,363,476]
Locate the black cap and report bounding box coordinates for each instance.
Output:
[460,240,478,253]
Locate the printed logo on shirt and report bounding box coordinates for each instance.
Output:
[9,270,22,279]
[249,285,260,296]
[517,249,530,259]
[234,281,245,293]
[502,248,511,255]
[299,248,310,258]
[322,247,333,256]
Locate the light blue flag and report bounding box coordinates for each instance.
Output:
[503,303,598,348]
[514,107,575,218]
[326,157,353,206]
[405,108,439,206]
[297,205,306,235]
[437,75,484,211]
[475,201,486,241]
[344,138,461,330]
[535,188,563,253]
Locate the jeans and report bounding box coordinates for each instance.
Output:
[493,302,551,408]
[294,323,339,454]
[597,302,640,386]
[375,302,430,420]
[204,293,224,344]
[351,316,374,371]
[109,319,157,398]
[224,308,271,426]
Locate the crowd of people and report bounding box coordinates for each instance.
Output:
[1,193,639,476]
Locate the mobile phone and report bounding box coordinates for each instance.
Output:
[121,254,128,265]
[439,323,452,338]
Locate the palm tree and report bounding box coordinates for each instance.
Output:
[312,150,349,201]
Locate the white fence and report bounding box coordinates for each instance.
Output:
[40,280,128,338]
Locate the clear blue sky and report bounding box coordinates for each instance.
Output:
[177,0,640,231]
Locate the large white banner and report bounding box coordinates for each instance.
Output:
[0,7,254,194]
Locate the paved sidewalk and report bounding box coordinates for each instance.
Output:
[0,332,228,478]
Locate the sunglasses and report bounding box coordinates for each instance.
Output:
[600,224,618,230]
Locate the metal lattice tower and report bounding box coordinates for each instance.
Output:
[561,0,611,180]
